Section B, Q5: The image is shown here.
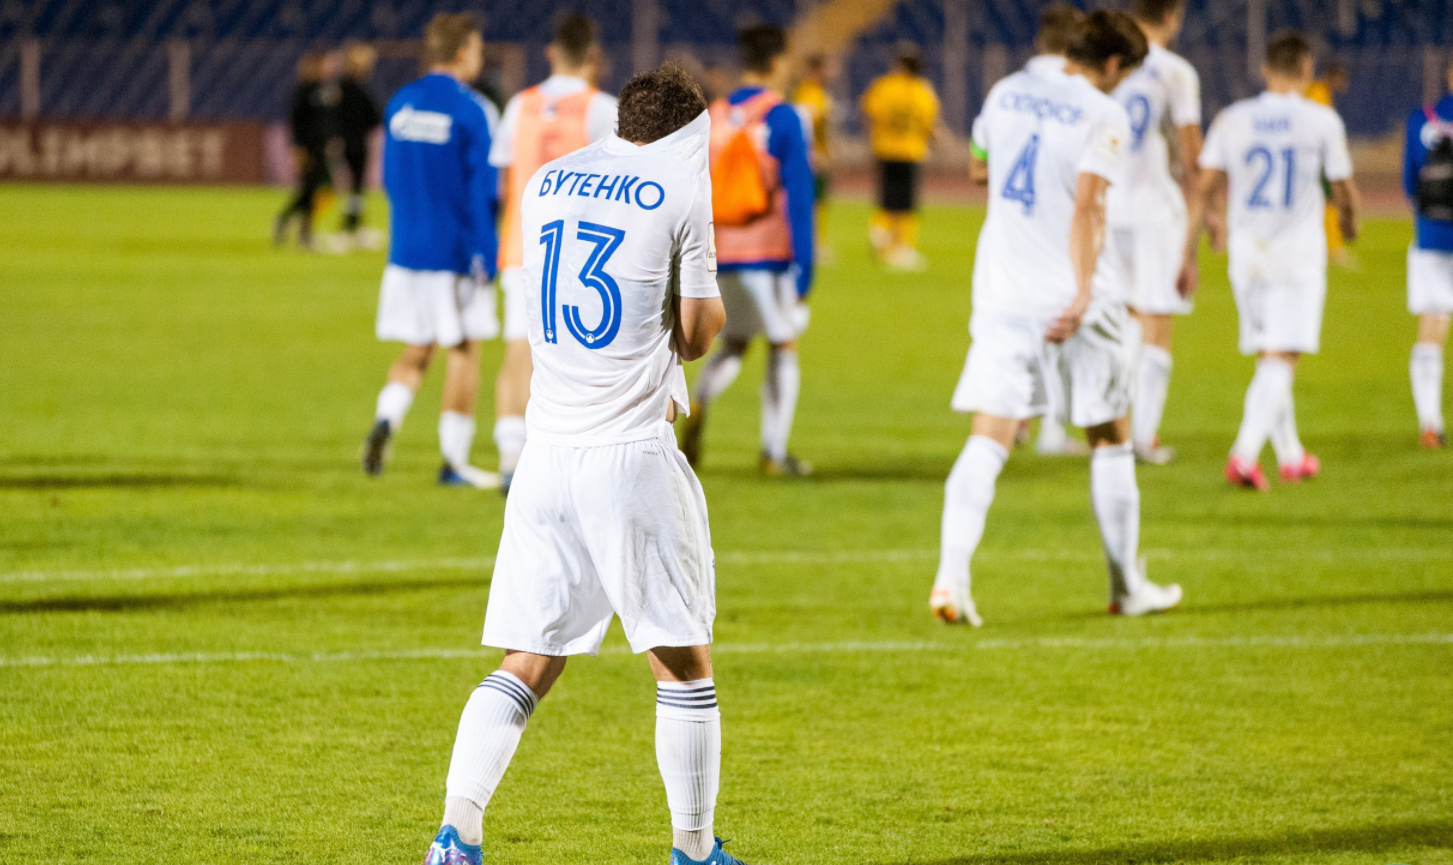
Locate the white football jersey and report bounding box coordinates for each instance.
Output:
[519,111,718,446]
[1107,44,1201,228]
[1200,91,1353,281]
[969,67,1130,319]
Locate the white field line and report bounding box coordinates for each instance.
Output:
[1,632,1449,670]
[4,545,1452,585]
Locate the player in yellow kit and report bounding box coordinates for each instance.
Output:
[861,44,941,271]
[1306,62,1352,265]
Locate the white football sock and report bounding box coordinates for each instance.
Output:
[694,349,743,407]
[1090,441,1144,600]
[1037,416,1069,454]
[1269,389,1306,468]
[439,411,476,468]
[1411,342,1446,432]
[1231,358,1292,463]
[761,348,800,461]
[443,671,539,845]
[656,679,720,862]
[935,435,1008,595]
[493,415,527,475]
[375,381,414,431]
[1133,345,1172,449]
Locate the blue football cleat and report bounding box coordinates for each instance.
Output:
[671,837,754,865]
[422,825,482,865]
[437,461,502,489]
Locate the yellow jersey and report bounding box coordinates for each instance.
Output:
[1304,80,1334,108]
[860,71,939,163]
[793,78,834,162]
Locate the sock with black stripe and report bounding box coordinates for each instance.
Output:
[656,679,721,862]
[442,670,539,845]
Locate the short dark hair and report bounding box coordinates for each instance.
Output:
[1132,0,1184,27]
[617,61,708,144]
[1037,3,1085,55]
[1266,30,1313,76]
[738,25,787,75]
[424,13,479,67]
[895,42,921,76]
[553,13,598,66]
[1065,10,1149,72]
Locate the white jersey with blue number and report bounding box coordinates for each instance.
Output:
[1200,91,1353,282]
[519,111,719,447]
[970,67,1130,319]
[1107,43,1201,228]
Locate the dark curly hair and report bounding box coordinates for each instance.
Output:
[617,61,708,144]
[1066,10,1149,72]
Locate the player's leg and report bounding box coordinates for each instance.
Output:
[1412,313,1449,447]
[1132,311,1175,463]
[493,269,532,489]
[757,271,811,475]
[683,271,759,467]
[933,412,1015,626]
[870,160,894,258]
[429,650,568,861]
[363,343,433,475]
[1084,416,1181,616]
[649,644,734,865]
[438,340,502,487]
[1268,351,1317,482]
[1227,351,1295,489]
[342,145,366,235]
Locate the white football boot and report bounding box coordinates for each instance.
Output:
[930,582,984,627]
[1110,559,1183,616]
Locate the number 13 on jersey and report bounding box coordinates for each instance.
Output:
[539,220,626,350]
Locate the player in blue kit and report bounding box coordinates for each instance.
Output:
[420,63,754,865]
[361,13,503,488]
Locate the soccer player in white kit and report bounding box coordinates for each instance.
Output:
[1184,32,1360,490]
[421,64,755,865]
[931,11,1182,627]
[1107,0,1216,465]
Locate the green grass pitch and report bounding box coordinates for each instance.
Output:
[0,184,1449,864]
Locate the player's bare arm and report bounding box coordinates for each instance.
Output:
[1180,167,1226,298]
[1330,177,1361,243]
[969,152,989,186]
[1051,171,1110,343]
[674,295,727,362]
[1177,122,1224,250]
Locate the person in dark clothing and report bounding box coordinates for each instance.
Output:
[274,51,341,249]
[337,42,382,242]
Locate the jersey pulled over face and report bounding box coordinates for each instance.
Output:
[519,112,718,446]
[1108,44,1201,227]
[1200,91,1353,281]
[970,67,1131,318]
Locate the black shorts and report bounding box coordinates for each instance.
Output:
[877,160,919,213]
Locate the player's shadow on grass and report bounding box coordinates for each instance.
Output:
[883,819,1451,865]
[0,472,235,489]
[0,575,483,614]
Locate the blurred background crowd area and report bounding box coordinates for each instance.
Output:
[2,0,1451,190]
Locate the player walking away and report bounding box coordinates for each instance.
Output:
[931,11,1183,627]
[861,44,941,272]
[1106,0,1212,465]
[1185,31,1360,490]
[794,53,836,263]
[420,63,749,865]
[335,42,382,251]
[1401,56,1453,449]
[1307,62,1353,266]
[1016,1,1090,459]
[274,51,339,250]
[361,14,502,489]
[489,14,618,494]
[683,25,816,477]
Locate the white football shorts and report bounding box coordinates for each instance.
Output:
[376,264,500,347]
[1110,219,1192,316]
[719,268,809,344]
[951,300,1133,429]
[482,424,715,656]
[1407,245,1453,315]
[498,266,531,342]
[1229,269,1327,355]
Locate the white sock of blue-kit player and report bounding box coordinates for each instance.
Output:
[442,671,538,845]
[935,435,1007,596]
[761,348,800,461]
[375,381,414,431]
[1090,442,1144,600]
[439,411,476,468]
[657,679,720,862]
[493,415,527,474]
[1412,342,1445,432]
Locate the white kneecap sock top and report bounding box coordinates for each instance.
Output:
[444,671,539,844]
[1090,441,1143,599]
[492,415,527,474]
[439,411,477,468]
[1411,343,1446,431]
[656,679,721,860]
[376,381,415,431]
[1133,345,1172,449]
